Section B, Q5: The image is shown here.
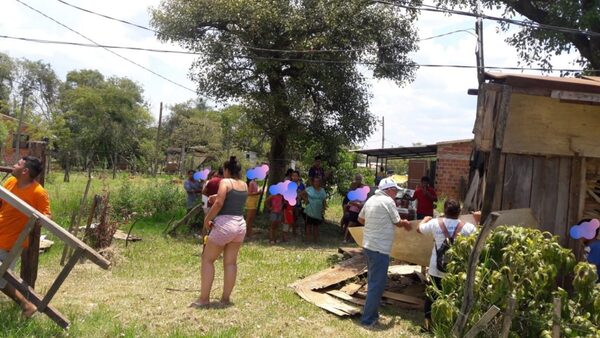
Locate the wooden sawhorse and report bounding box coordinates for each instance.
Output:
[0,186,111,329]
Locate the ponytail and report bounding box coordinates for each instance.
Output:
[223,156,242,178]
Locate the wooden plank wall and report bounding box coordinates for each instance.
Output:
[502,94,600,157]
[492,154,574,245]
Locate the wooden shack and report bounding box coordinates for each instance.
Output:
[466,72,600,248]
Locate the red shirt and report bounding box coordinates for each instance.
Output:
[205,177,222,207]
[414,186,437,216]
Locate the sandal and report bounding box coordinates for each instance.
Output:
[189,302,210,309]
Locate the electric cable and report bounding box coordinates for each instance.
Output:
[15,0,197,94]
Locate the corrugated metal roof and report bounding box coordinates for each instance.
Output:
[352,144,437,159]
[485,72,600,94]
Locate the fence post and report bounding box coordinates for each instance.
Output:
[552,297,561,338]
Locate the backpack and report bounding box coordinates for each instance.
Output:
[435,218,464,273]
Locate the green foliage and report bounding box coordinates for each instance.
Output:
[436,0,600,73]
[431,226,600,337]
[112,177,184,218]
[55,69,153,171]
[151,0,420,185]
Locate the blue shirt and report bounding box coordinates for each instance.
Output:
[184,180,202,209]
[585,240,600,282]
[304,186,326,220]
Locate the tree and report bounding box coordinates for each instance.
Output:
[437,0,600,73]
[151,0,420,186]
[55,69,153,176]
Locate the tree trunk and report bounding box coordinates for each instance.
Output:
[268,131,288,188]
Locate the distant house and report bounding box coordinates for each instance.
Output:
[1,114,29,165]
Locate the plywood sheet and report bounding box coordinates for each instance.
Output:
[294,287,361,316]
[503,93,600,158]
[349,214,479,267]
[488,208,539,228]
[288,254,366,290]
[326,290,366,306]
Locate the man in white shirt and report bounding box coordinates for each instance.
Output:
[358,178,410,327]
[417,199,476,332]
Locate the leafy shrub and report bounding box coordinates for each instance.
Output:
[112,178,184,218]
[431,226,600,337]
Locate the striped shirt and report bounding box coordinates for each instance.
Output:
[358,190,401,255]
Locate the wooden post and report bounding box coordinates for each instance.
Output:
[552,297,561,338]
[452,212,500,336]
[464,305,501,338]
[500,296,516,338]
[153,102,163,177]
[257,174,269,214]
[20,140,47,288]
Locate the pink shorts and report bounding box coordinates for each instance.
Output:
[208,215,247,246]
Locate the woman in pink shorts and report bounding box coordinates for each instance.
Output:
[191,156,248,308]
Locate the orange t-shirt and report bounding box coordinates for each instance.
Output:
[0,176,51,251]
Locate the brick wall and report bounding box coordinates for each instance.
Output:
[435,140,473,201]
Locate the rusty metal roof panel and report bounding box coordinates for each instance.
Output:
[485,72,600,94]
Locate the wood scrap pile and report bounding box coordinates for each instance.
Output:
[289,248,426,317]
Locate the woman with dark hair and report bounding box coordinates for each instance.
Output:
[191,156,248,308]
[417,199,476,332]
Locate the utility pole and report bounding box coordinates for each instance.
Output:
[14,91,29,163]
[475,0,485,85]
[153,102,163,176]
[381,116,385,149]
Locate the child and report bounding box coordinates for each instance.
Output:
[282,202,295,242]
[265,193,283,244]
[582,221,600,283]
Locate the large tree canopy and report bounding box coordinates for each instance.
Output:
[151,0,420,184]
[437,0,600,73]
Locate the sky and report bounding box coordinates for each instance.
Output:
[0,0,579,150]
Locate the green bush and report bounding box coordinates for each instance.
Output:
[431,226,600,337]
[112,178,184,218]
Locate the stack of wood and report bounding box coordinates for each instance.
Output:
[289,248,426,317]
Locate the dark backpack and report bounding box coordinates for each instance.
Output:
[435,218,464,273]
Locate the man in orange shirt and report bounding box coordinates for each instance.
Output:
[0,156,51,317]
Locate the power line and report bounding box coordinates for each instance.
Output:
[2,34,595,73]
[15,0,197,94]
[55,0,476,54]
[374,0,600,38]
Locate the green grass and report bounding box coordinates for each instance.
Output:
[1,172,427,337]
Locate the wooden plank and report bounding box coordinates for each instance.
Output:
[326,290,366,306]
[487,208,539,228]
[0,216,37,277]
[38,247,85,313]
[0,186,110,270]
[293,287,361,316]
[491,154,506,212]
[337,247,363,257]
[3,270,70,328]
[288,254,366,290]
[502,93,600,157]
[552,297,561,338]
[567,157,585,255]
[340,283,364,296]
[551,90,600,103]
[482,149,501,221]
[555,157,572,246]
[530,157,560,233]
[381,291,424,306]
[495,85,512,150]
[501,154,533,210]
[464,305,501,338]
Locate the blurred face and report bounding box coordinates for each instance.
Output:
[313,177,321,188]
[188,171,195,180]
[421,180,429,188]
[385,187,399,198]
[291,172,299,182]
[314,159,321,167]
